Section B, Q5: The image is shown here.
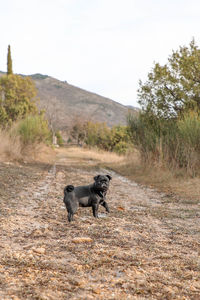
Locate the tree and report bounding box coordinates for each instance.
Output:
[70,117,87,146]
[138,39,200,119]
[40,97,62,144]
[7,45,13,75]
[0,74,38,125]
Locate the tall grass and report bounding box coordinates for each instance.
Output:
[0,128,22,161]
[128,111,200,176]
[177,111,200,173]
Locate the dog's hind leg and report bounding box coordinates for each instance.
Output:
[66,201,78,222]
[64,185,78,222]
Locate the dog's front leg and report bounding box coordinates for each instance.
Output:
[68,211,74,222]
[101,200,110,213]
[92,202,99,218]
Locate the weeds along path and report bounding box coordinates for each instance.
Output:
[0,148,200,299]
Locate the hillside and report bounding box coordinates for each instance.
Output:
[31,74,138,129]
[0,71,138,129]
[0,71,139,129]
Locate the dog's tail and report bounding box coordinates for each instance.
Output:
[64,185,74,195]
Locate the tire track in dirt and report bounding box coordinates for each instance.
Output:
[0,152,200,299]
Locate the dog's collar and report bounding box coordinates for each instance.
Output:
[91,186,104,198]
[96,190,104,198]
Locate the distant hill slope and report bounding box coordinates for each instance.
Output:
[0,72,138,129]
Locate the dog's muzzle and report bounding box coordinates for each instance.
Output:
[94,181,109,192]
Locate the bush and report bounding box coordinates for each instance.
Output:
[15,115,51,145]
[69,120,132,154]
[84,122,131,154]
[0,74,38,125]
[55,131,64,146]
[113,141,129,155]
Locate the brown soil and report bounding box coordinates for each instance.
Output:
[0,148,200,299]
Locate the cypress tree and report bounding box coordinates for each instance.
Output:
[7,45,13,75]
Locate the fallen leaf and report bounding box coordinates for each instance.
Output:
[117,206,125,211]
[72,237,93,243]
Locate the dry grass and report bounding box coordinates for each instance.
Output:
[22,144,56,164]
[0,128,56,164]
[0,129,22,161]
[56,146,125,165]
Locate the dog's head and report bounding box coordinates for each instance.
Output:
[93,174,112,192]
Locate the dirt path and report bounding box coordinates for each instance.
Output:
[0,149,200,299]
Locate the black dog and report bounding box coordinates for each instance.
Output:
[63,174,112,222]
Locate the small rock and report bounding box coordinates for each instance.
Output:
[12,297,21,300]
[92,287,101,294]
[31,229,43,237]
[74,279,87,287]
[23,244,33,250]
[75,264,83,271]
[56,171,64,179]
[163,286,175,295]
[33,247,46,254]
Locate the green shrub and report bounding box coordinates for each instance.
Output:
[0,74,38,125]
[16,115,51,145]
[55,131,64,146]
[84,122,131,154]
[113,141,129,154]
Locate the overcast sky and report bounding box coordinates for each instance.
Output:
[0,0,200,107]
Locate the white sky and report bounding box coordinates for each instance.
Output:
[0,0,200,107]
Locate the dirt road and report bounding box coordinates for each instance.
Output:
[0,148,200,299]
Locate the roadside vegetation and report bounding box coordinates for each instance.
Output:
[0,45,53,162]
[69,40,200,200]
[70,120,132,154]
[116,40,200,200]
[134,39,200,176]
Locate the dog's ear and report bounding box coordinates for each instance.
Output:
[106,175,112,181]
[94,175,100,181]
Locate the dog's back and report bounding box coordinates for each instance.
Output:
[72,184,92,198]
